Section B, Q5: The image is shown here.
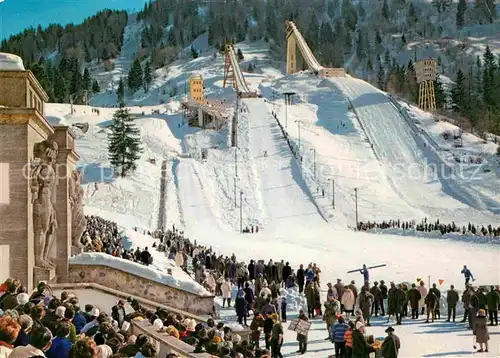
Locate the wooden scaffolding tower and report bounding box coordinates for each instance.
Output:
[223,45,238,92]
[418,80,436,111]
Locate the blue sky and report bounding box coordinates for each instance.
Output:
[0,0,149,40]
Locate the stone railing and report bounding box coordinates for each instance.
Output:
[131,319,215,358]
[66,263,214,315]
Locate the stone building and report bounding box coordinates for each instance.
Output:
[0,53,81,291]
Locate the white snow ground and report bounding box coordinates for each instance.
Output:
[44,39,500,357]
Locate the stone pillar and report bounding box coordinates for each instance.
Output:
[51,126,79,280]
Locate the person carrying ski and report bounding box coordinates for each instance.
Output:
[359,264,369,282]
[461,265,474,285]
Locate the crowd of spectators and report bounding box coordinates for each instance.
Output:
[357,218,500,238]
[0,276,270,358]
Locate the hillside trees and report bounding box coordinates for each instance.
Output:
[0,10,127,67]
[143,60,153,92]
[456,0,467,28]
[128,59,143,93]
[107,103,143,177]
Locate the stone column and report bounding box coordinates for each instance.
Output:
[51,126,79,280]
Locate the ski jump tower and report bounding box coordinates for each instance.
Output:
[285,21,345,77]
[223,44,258,98]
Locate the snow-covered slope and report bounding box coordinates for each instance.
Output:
[330,76,500,224]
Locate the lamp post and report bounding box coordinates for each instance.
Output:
[239,190,244,233]
[310,148,316,178]
[329,178,335,209]
[233,177,238,208]
[295,120,301,152]
[234,147,238,177]
[354,187,358,229]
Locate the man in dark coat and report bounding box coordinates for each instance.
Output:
[395,285,406,325]
[358,287,374,326]
[379,280,388,316]
[408,283,422,319]
[486,286,500,326]
[387,282,397,323]
[381,326,401,358]
[425,290,437,323]
[352,322,376,357]
[370,281,383,317]
[429,283,441,319]
[140,247,152,266]
[446,285,460,322]
[248,260,255,281]
[282,262,292,285]
[235,289,248,325]
[297,264,305,294]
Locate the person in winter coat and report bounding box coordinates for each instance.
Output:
[358,287,374,326]
[425,290,437,323]
[13,315,32,348]
[334,279,344,300]
[111,300,126,329]
[140,247,152,266]
[235,290,248,326]
[0,282,18,310]
[255,275,264,297]
[379,280,387,316]
[72,307,86,334]
[473,309,489,352]
[297,265,305,294]
[327,283,338,301]
[250,314,264,349]
[429,283,441,319]
[331,316,348,358]
[351,321,375,358]
[461,265,474,286]
[395,284,406,325]
[45,321,73,358]
[486,285,500,325]
[387,282,397,322]
[323,300,340,339]
[348,281,359,303]
[282,262,292,285]
[281,296,287,323]
[305,265,315,283]
[370,282,383,317]
[344,320,355,358]
[408,283,422,319]
[446,285,460,322]
[260,282,272,299]
[248,260,255,281]
[261,298,277,319]
[244,282,255,314]
[296,310,309,354]
[381,326,401,358]
[305,280,319,318]
[221,279,232,308]
[417,281,428,315]
[342,287,356,316]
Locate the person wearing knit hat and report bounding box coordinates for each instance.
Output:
[352,321,376,356]
[55,306,66,319]
[16,293,29,306]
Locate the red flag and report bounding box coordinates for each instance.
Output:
[438,279,444,285]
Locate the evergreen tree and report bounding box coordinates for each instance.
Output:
[117,78,125,103]
[128,59,143,93]
[456,0,467,29]
[434,77,447,109]
[408,2,418,26]
[107,103,143,177]
[191,46,199,59]
[382,0,390,20]
[54,69,66,103]
[401,33,407,45]
[143,60,152,92]
[451,69,467,112]
[70,64,82,96]
[367,57,373,72]
[30,63,51,95]
[377,58,386,90]
[83,68,92,91]
[483,46,497,107]
[237,48,244,61]
[92,79,101,93]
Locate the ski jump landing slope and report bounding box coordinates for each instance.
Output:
[243,99,329,234]
[329,77,500,220]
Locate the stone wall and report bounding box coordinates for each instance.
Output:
[67,265,214,315]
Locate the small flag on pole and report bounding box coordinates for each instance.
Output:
[416,277,422,283]
[438,279,444,285]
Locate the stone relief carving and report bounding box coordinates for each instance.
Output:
[31,138,58,269]
[69,169,86,249]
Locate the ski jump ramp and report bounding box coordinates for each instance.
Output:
[285,21,345,77]
[330,77,500,217]
[223,44,258,98]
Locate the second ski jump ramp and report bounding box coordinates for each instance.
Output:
[330,77,500,217]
